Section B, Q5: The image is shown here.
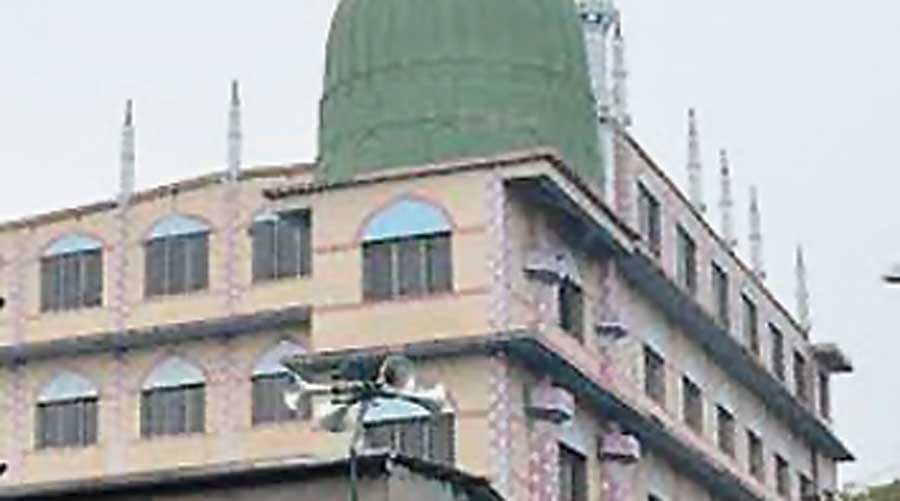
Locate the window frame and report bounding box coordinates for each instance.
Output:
[362,232,452,301]
[40,246,104,312]
[747,429,765,483]
[716,404,736,457]
[741,294,760,357]
[775,454,791,498]
[643,345,666,406]
[35,396,99,450]
[251,372,309,425]
[676,225,697,296]
[637,182,661,256]
[558,443,588,501]
[144,230,209,298]
[819,370,831,420]
[771,323,785,381]
[794,350,809,404]
[558,278,585,341]
[251,209,312,283]
[140,382,206,438]
[682,375,703,435]
[711,261,729,329]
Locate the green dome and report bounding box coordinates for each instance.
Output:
[318,0,603,184]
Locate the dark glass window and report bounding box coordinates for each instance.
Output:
[140,384,205,437]
[682,376,703,434]
[144,232,209,297]
[558,279,584,340]
[252,373,310,425]
[40,249,103,312]
[712,262,729,329]
[776,454,791,498]
[794,351,809,404]
[251,210,312,282]
[771,324,785,381]
[748,429,764,482]
[800,473,815,500]
[644,346,666,406]
[364,414,455,465]
[742,295,760,356]
[558,444,587,501]
[637,183,661,256]
[716,405,735,457]
[676,226,697,295]
[362,233,452,300]
[35,398,98,449]
[819,371,831,420]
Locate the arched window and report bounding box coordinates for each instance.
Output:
[40,234,103,312]
[251,209,312,282]
[363,398,455,465]
[140,357,205,437]
[361,199,453,300]
[251,340,309,425]
[145,215,209,297]
[35,372,99,449]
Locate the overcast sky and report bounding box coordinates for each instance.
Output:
[0,0,896,487]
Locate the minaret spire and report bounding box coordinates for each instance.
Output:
[119,99,135,204]
[610,17,631,128]
[227,79,242,182]
[749,186,766,279]
[719,149,736,248]
[687,109,704,213]
[577,0,619,199]
[796,245,811,330]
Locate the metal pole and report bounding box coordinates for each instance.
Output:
[349,400,371,501]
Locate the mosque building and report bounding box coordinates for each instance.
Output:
[0,0,853,499]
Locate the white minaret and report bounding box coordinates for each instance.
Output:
[577,0,619,199]
[749,186,766,279]
[687,109,704,213]
[719,149,736,248]
[796,245,811,330]
[227,80,242,182]
[119,100,135,203]
[610,18,631,128]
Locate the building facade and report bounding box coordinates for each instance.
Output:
[0,1,852,500]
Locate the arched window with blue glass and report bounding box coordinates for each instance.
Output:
[250,208,312,283]
[140,356,205,437]
[361,198,453,300]
[251,340,309,425]
[40,234,103,312]
[35,371,99,449]
[144,215,209,297]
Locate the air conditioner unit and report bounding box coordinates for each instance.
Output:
[598,432,641,464]
[525,384,574,424]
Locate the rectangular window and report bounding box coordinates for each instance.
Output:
[800,473,815,500]
[771,324,785,381]
[252,373,310,425]
[682,376,703,435]
[775,454,791,498]
[637,183,661,256]
[794,350,808,404]
[643,346,666,406]
[40,249,103,312]
[742,295,760,356]
[140,384,205,438]
[144,233,209,298]
[251,210,312,282]
[712,262,729,329]
[716,405,736,457]
[35,398,98,449]
[362,233,452,301]
[364,414,455,465]
[558,280,584,340]
[819,371,831,420]
[558,444,588,501]
[676,226,697,296]
[748,429,764,482]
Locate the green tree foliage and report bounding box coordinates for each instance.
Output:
[844,480,900,501]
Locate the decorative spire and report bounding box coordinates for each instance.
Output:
[119,99,135,204]
[227,79,242,182]
[719,149,736,248]
[749,186,766,279]
[687,109,704,213]
[610,16,631,127]
[796,245,811,330]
